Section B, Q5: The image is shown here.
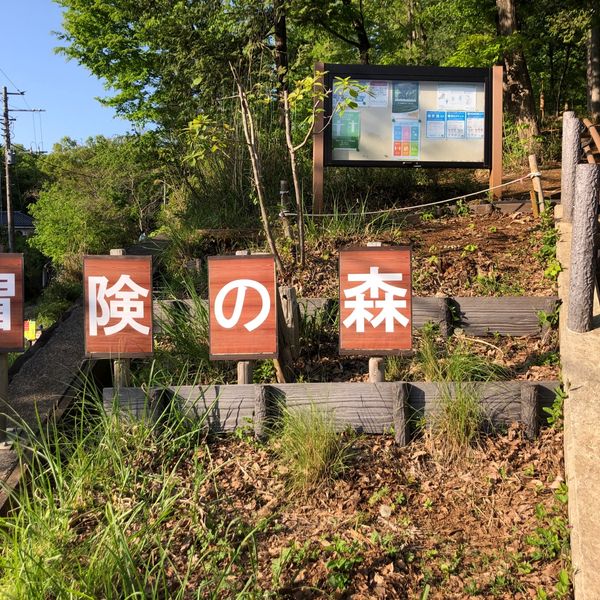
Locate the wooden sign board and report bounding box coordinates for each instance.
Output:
[0,254,24,352]
[339,247,412,355]
[208,255,277,360]
[84,255,153,358]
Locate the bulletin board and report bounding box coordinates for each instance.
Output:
[323,64,493,169]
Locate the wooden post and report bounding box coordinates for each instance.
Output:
[490,65,504,200]
[520,382,539,440]
[528,154,545,215]
[567,164,600,333]
[312,62,325,214]
[279,286,300,360]
[392,382,409,445]
[279,180,293,242]
[235,249,255,384]
[561,111,580,223]
[274,290,296,383]
[0,353,7,445]
[529,190,540,219]
[368,357,385,383]
[109,248,131,390]
[254,385,268,440]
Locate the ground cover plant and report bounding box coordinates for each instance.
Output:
[0,378,571,598]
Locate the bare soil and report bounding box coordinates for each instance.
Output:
[153,424,569,599]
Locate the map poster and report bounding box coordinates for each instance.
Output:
[392,118,420,159]
[332,111,360,149]
[446,111,466,139]
[426,111,446,138]
[466,111,485,139]
[392,82,419,113]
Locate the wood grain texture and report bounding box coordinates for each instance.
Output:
[561,112,580,221]
[208,255,277,359]
[0,254,24,352]
[105,380,560,437]
[84,255,153,358]
[567,164,600,332]
[451,297,558,336]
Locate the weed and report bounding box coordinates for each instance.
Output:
[537,306,560,329]
[455,199,470,216]
[273,403,354,493]
[554,482,568,504]
[368,485,390,506]
[421,210,435,222]
[253,360,276,383]
[544,259,563,280]
[526,503,570,561]
[325,537,364,590]
[461,243,478,257]
[472,272,523,296]
[543,385,566,427]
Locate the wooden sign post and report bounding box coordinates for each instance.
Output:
[83,255,153,391]
[0,254,24,444]
[339,246,413,357]
[208,254,278,361]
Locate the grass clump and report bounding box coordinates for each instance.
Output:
[0,379,263,598]
[414,324,507,457]
[273,403,354,494]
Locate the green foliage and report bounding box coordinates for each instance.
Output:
[543,385,566,428]
[273,403,354,494]
[324,537,364,591]
[29,135,163,269]
[35,274,82,328]
[0,377,264,598]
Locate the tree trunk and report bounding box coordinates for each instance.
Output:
[496,0,539,140]
[587,18,600,122]
[273,0,288,124]
[343,0,370,64]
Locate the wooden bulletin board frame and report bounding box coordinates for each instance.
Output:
[313,63,503,212]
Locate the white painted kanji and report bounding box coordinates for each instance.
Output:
[88,274,150,336]
[343,266,409,333]
[214,279,270,332]
[0,274,15,331]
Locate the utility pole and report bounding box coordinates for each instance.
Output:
[2,86,44,253]
[2,87,14,252]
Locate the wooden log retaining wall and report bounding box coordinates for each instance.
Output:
[104,380,559,442]
[154,296,559,338]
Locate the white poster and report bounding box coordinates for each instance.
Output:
[446,111,466,139]
[466,111,485,139]
[357,80,389,108]
[437,85,477,110]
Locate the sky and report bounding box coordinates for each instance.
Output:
[1,1,132,152]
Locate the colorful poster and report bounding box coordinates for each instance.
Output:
[392,118,420,159]
[392,82,419,113]
[356,80,389,108]
[437,85,476,110]
[332,111,361,150]
[466,111,485,139]
[446,111,466,139]
[426,111,446,138]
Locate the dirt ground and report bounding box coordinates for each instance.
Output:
[159,424,569,599]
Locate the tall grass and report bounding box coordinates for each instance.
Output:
[414,324,507,457]
[273,403,354,494]
[0,376,263,598]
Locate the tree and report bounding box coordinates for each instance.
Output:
[29,135,163,268]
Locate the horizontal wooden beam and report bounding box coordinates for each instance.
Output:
[155,296,559,339]
[104,380,559,438]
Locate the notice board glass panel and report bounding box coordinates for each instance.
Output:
[323,65,492,169]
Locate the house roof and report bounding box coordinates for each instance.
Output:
[0,211,34,228]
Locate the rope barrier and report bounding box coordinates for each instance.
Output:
[280,172,536,219]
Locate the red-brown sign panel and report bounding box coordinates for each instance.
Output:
[339,246,412,355]
[0,254,24,352]
[84,255,153,358]
[208,255,277,360]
